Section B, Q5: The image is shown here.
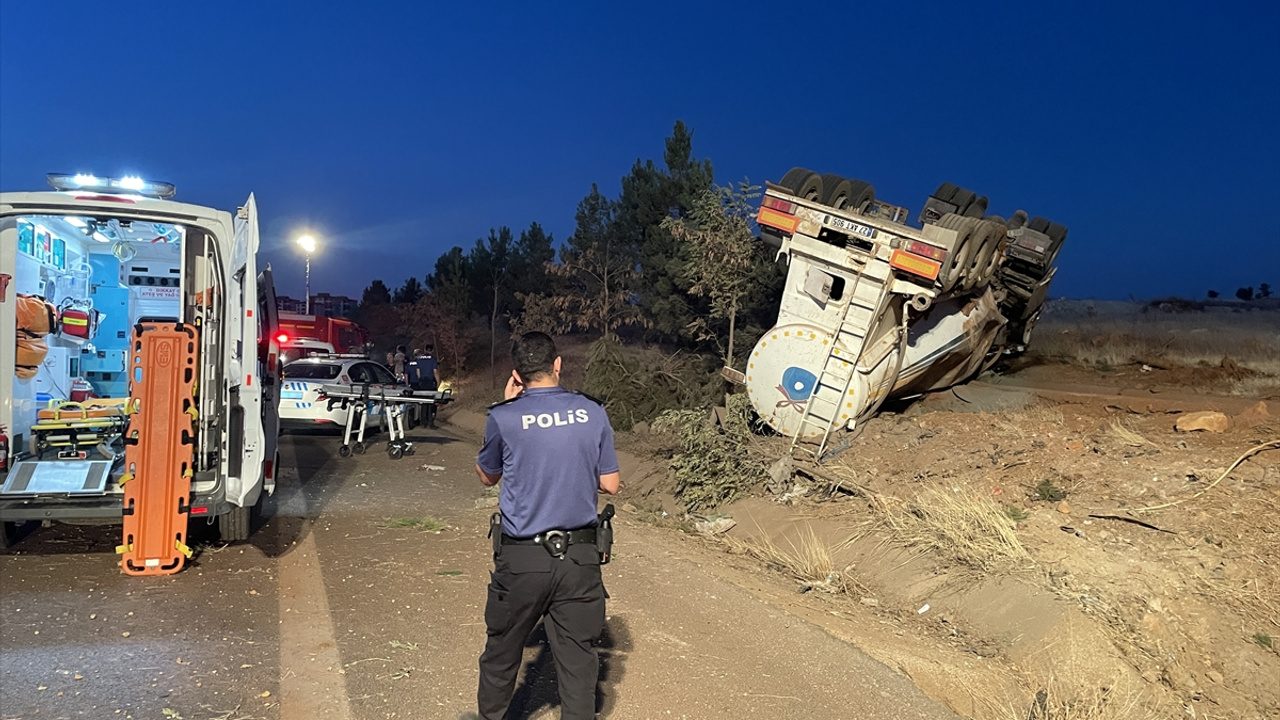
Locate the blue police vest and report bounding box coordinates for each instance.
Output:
[477,387,619,537]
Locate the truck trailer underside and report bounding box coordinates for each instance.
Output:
[747,169,1067,460]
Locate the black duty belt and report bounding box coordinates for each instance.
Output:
[502,528,596,546]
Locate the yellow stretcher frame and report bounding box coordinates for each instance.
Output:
[32,399,130,459]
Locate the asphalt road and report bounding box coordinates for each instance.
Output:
[1,423,960,720]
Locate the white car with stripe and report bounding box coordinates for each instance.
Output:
[279,357,398,429]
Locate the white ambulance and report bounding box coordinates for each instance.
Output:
[0,174,281,548]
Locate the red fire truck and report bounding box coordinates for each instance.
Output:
[275,312,369,361]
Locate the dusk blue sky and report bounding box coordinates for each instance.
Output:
[3,1,1277,302]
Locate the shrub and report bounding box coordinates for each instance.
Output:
[652,393,769,512]
[583,334,722,430]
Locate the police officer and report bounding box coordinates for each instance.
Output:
[472,332,620,720]
[406,345,441,427]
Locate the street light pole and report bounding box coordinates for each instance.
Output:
[296,234,317,315]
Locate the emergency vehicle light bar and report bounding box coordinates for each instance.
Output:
[47,173,176,199]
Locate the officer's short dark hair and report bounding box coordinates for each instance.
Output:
[512,332,557,381]
[424,343,434,352]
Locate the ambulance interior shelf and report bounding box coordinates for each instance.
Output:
[7,214,185,475]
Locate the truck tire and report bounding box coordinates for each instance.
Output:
[950,188,977,216]
[972,220,1008,288]
[936,214,977,293]
[820,174,853,210]
[1028,216,1050,233]
[846,180,875,213]
[984,214,1007,226]
[1044,221,1068,246]
[779,167,811,190]
[933,182,959,203]
[219,506,251,543]
[961,220,998,290]
[780,168,823,201]
[962,195,989,218]
[1008,210,1029,231]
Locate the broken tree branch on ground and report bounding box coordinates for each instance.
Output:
[1137,439,1280,513]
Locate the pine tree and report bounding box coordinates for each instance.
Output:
[426,246,472,319]
[470,227,516,385]
[514,184,645,337]
[509,221,556,309]
[393,277,423,305]
[616,121,715,339]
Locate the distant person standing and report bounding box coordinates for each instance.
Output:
[393,345,408,383]
[407,345,441,427]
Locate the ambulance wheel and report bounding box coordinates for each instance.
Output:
[219,505,251,543]
[339,445,351,458]
[388,445,404,460]
[353,442,366,455]
[1,521,23,550]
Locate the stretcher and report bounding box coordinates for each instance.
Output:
[118,321,199,576]
[318,383,453,460]
[32,398,130,460]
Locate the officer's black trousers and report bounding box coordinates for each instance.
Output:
[477,543,605,720]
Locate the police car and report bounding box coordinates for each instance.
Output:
[279,355,398,429]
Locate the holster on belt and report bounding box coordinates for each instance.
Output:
[596,504,615,564]
[489,512,502,561]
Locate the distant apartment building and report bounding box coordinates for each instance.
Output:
[275,293,358,318]
[310,293,358,318]
[275,295,307,313]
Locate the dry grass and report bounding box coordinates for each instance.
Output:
[1227,374,1280,398]
[725,523,863,594]
[884,485,1030,569]
[1104,418,1149,448]
[989,678,1161,720]
[994,403,1065,438]
[1035,303,1280,375]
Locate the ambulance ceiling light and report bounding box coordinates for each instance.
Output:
[47,173,177,199]
[92,231,111,243]
[64,216,88,228]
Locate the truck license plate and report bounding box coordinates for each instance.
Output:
[825,215,877,239]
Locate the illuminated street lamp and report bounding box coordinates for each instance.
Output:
[296,234,316,314]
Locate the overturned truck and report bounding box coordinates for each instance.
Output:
[745,168,1066,459]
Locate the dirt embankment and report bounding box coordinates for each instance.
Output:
[444,317,1280,720]
[608,374,1280,720]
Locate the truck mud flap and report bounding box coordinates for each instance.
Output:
[119,322,199,576]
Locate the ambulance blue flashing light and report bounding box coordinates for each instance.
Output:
[47,173,176,199]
